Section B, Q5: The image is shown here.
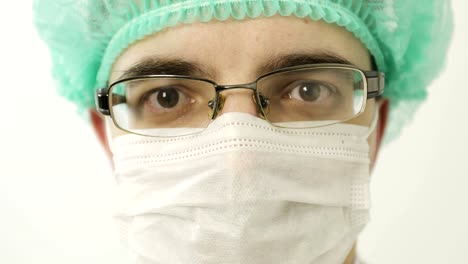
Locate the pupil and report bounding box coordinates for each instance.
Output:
[157,88,179,108]
[299,83,320,101]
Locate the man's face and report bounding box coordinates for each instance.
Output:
[104,15,386,167]
[92,16,389,263]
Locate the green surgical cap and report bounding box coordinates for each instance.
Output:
[33,0,453,142]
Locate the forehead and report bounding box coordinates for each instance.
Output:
[110,15,372,83]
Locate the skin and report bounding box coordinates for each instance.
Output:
[90,15,390,263]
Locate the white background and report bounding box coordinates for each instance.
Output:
[0,1,467,263]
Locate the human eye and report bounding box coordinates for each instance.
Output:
[283,80,340,104]
[139,85,196,115]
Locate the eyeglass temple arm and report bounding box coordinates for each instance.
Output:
[365,71,385,99]
[96,88,111,115]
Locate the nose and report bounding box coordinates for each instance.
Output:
[216,89,260,117]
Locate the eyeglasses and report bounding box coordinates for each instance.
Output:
[96,64,384,137]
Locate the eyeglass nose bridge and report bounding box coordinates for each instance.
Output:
[208,83,270,119]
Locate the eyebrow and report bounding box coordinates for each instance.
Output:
[256,52,354,76]
[116,58,215,81]
[114,51,355,82]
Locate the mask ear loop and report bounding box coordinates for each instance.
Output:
[104,116,124,184]
[365,106,380,139]
[104,116,116,154]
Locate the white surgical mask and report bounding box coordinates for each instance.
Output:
[110,112,377,264]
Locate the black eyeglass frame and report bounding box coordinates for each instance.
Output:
[96,63,384,129]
